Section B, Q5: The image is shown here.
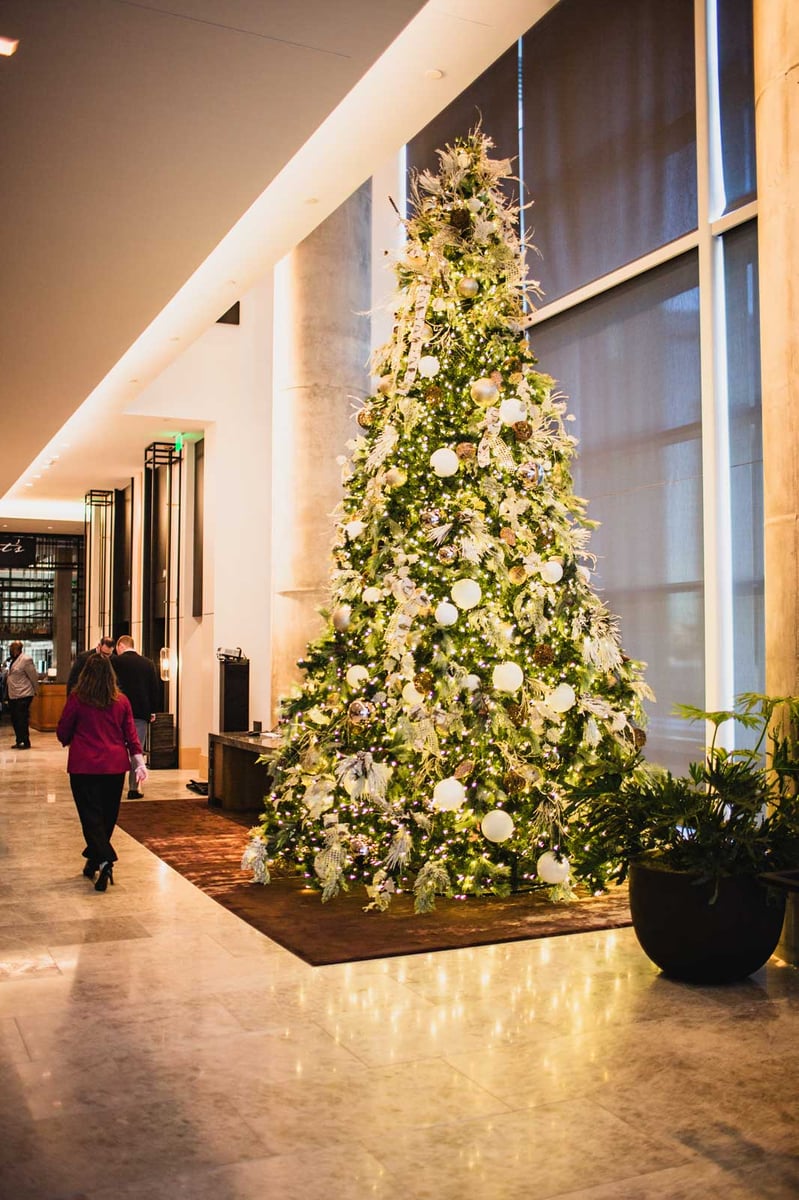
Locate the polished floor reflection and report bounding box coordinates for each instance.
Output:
[1,731,798,1199]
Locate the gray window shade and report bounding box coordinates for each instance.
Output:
[724,221,763,701]
[530,253,704,771]
[717,0,756,212]
[406,44,519,206]
[522,0,697,303]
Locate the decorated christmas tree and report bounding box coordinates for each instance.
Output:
[243,131,652,912]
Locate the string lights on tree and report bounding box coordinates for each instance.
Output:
[242,131,653,912]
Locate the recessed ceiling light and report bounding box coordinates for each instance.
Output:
[25,482,33,487]
[425,68,445,80]
[305,197,319,205]
[0,37,19,56]
[33,474,41,479]
[129,378,139,384]
[170,336,180,342]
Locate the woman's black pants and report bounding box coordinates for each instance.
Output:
[69,773,125,868]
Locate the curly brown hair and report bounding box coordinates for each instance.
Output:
[73,653,120,708]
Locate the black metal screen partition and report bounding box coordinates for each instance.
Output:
[112,480,134,639]
[84,489,115,645]
[143,441,182,761]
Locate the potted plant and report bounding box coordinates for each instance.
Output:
[566,693,799,983]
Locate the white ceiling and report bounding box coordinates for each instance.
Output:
[0,0,554,533]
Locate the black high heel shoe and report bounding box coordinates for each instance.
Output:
[83,861,97,879]
[95,862,114,892]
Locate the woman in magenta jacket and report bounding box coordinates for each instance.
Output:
[57,653,148,891]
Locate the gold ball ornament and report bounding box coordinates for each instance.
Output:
[513,421,532,442]
[424,384,444,404]
[377,376,393,394]
[632,726,647,750]
[421,507,444,527]
[437,545,458,565]
[456,442,476,460]
[356,409,373,429]
[508,564,527,585]
[348,699,374,725]
[454,759,475,780]
[384,466,406,487]
[457,276,480,298]
[500,527,517,547]
[532,644,555,667]
[470,377,499,407]
[414,670,434,695]
[503,770,526,794]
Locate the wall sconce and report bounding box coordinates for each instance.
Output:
[159,647,172,682]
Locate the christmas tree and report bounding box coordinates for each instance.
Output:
[243,131,652,912]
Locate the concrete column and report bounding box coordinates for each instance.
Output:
[271,183,372,722]
[754,0,799,962]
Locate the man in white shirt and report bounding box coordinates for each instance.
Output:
[6,641,39,750]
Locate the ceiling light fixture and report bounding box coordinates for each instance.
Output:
[424,68,445,80]
[0,37,19,56]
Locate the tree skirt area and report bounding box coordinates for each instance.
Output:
[116,798,631,966]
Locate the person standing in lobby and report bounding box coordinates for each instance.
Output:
[113,635,160,799]
[6,641,39,750]
[57,653,146,890]
[66,636,116,694]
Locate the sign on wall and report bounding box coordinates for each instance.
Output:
[0,536,37,568]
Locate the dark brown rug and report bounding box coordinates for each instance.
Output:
[117,797,631,966]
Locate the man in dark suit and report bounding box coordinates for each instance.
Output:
[66,636,116,694]
[114,635,161,799]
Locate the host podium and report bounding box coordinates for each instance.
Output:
[207,731,281,813]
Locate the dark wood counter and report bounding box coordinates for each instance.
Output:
[207,731,282,813]
[30,683,67,731]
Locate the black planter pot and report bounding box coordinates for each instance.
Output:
[628,861,787,984]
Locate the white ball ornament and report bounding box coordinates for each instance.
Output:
[430,448,459,477]
[537,851,571,884]
[435,601,459,627]
[548,682,576,713]
[362,586,382,605]
[402,681,424,705]
[451,578,482,610]
[345,665,369,689]
[464,674,481,692]
[577,565,591,583]
[418,355,440,379]
[432,777,467,812]
[539,560,564,584]
[492,661,524,692]
[481,810,515,843]
[332,605,351,632]
[458,276,480,298]
[470,377,499,407]
[345,519,366,541]
[499,397,527,426]
[384,467,407,487]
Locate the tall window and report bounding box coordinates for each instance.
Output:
[405,0,761,769]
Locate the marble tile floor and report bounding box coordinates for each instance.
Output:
[1,729,799,1199]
